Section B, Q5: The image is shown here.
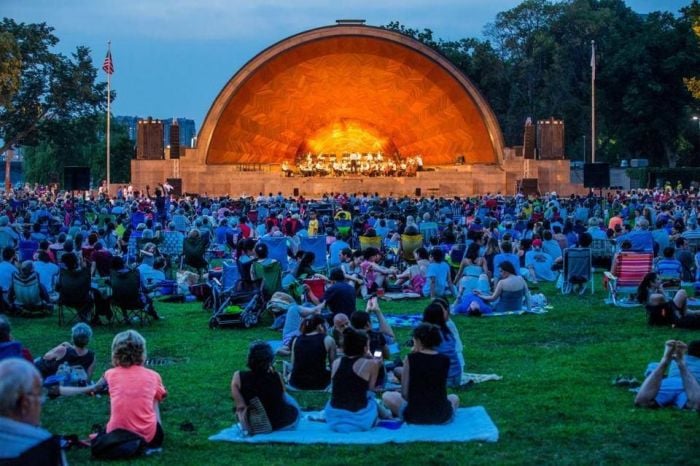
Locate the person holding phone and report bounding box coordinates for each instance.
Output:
[382,323,459,424]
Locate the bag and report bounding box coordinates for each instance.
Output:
[91,429,146,460]
[242,397,272,436]
[531,293,548,308]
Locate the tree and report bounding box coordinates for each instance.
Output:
[23,115,132,186]
[683,0,700,99]
[0,18,107,187]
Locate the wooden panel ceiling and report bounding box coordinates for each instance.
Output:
[207,36,497,165]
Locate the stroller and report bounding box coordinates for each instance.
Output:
[208,259,281,328]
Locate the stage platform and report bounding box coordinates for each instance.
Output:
[131,156,584,197]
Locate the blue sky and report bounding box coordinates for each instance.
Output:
[4,0,692,129]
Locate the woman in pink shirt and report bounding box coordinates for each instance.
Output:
[80,330,167,448]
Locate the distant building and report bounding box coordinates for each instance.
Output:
[115,115,196,149]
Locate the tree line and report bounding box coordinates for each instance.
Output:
[386,0,700,167]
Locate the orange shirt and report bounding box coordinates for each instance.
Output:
[105,365,167,442]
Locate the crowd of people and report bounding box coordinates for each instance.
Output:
[1,182,700,462]
[286,153,423,177]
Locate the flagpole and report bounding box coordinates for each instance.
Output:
[591,40,596,165]
[106,41,111,196]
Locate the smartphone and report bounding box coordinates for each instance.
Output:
[373,350,383,358]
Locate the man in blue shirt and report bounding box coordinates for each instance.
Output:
[0,248,19,307]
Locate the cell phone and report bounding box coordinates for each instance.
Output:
[373,350,383,358]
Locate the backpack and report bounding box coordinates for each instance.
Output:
[91,429,146,460]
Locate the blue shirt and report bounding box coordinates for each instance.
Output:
[423,261,451,297]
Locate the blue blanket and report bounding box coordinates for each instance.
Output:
[209,406,498,444]
[386,308,548,328]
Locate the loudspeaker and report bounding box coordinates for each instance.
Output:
[415,188,422,197]
[169,122,180,159]
[63,166,90,191]
[520,178,539,196]
[293,188,299,197]
[166,178,182,196]
[583,163,610,188]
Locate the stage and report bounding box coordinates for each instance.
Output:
[130,157,582,197]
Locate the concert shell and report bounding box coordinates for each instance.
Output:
[198,24,505,167]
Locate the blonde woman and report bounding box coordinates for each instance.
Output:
[67,330,167,449]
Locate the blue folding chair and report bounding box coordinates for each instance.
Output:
[259,237,289,272]
[130,211,146,230]
[299,235,328,273]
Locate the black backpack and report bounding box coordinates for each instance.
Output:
[91,429,146,460]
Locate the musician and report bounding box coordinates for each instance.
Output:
[282,161,292,177]
[415,154,424,172]
[350,153,360,173]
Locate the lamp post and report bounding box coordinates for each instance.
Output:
[694,116,700,152]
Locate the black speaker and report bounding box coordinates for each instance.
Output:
[520,178,539,196]
[63,166,90,191]
[583,163,610,188]
[293,188,299,197]
[166,178,182,196]
[415,188,421,197]
[169,123,180,159]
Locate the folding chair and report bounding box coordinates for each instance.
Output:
[111,268,153,326]
[252,260,282,301]
[419,221,439,245]
[18,240,39,262]
[400,234,424,265]
[604,252,653,307]
[130,211,146,229]
[303,277,326,301]
[561,248,593,295]
[590,239,614,270]
[11,272,52,316]
[299,235,328,273]
[57,269,94,326]
[359,235,382,252]
[259,237,289,272]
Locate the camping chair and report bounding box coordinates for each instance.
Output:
[252,260,282,301]
[561,248,593,295]
[359,235,382,252]
[160,230,184,274]
[57,269,94,326]
[111,268,153,326]
[299,235,328,273]
[419,221,439,245]
[604,252,653,307]
[447,244,467,270]
[590,239,614,270]
[130,211,146,229]
[259,237,289,271]
[11,272,52,316]
[400,234,424,265]
[303,277,326,301]
[334,219,352,239]
[18,240,39,262]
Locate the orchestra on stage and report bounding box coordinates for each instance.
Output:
[281,152,424,177]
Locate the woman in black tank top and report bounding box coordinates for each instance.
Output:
[325,328,383,432]
[289,315,336,389]
[232,341,300,433]
[382,323,459,424]
[36,322,96,378]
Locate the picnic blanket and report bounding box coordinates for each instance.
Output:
[209,406,498,444]
[381,292,422,301]
[386,307,548,328]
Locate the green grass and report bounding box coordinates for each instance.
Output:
[10,277,700,465]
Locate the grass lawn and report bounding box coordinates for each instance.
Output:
[10,276,699,465]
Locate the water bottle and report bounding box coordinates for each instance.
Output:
[56,363,70,386]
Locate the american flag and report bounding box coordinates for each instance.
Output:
[102,50,114,75]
